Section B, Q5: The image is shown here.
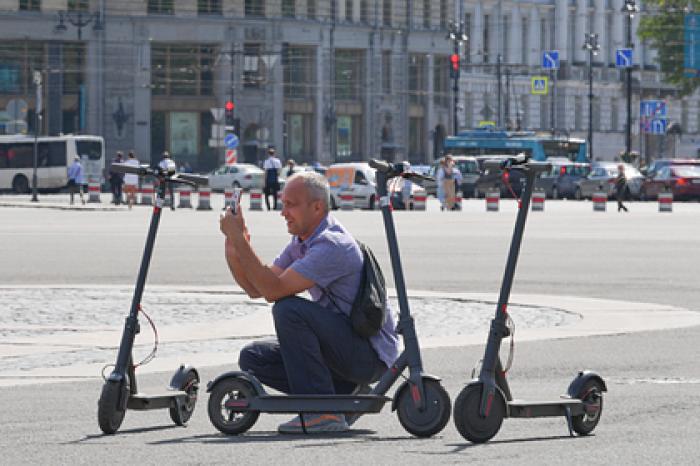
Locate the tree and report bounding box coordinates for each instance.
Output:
[637,1,700,96]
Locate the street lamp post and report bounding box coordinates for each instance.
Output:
[31,71,42,202]
[447,21,468,135]
[583,32,600,162]
[621,0,638,159]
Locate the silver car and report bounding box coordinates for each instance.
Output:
[207,163,264,192]
[574,162,643,200]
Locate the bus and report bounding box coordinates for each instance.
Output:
[0,135,104,193]
[443,128,588,162]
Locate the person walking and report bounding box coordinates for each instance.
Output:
[441,156,456,211]
[263,147,282,210]
[452,162,463,210]
[283,159,296,178]
[67,155,85,205]
[615,164,629,212]
[436,158,446,210]
[109,152,125,205]
[123,151,140,210]
[158,151,176,210]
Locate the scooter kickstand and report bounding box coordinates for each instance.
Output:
[564,405,574,437]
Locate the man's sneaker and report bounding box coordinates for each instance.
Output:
[278,413,348,434]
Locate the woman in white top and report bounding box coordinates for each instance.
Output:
[123,151,140,209]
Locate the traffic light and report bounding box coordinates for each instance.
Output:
[450,53,460,79]
[225,100,235,127]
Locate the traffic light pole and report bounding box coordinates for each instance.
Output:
[625,13,632,158]
[452,40,460,135]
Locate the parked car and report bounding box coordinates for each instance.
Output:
[207,163,264,192]
[574,162,644,200]
[643,158,700,178]
[474,155,527,198]
[424,156,480,197]
[325,162,377,210]
[640,164,700,200]
[534,160,591,199]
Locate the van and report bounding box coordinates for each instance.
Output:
[325,162,377,209]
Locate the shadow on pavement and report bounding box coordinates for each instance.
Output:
[434,434,590,454]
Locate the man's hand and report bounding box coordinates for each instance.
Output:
[220,207,250,243]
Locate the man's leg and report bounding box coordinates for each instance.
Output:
[238,339,290,393]
[272,186,279,209]
[272,296,385,395]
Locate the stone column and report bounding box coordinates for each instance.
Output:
[472,2,484,64]
[509,4,522,65]
[574,0,588,63]
[528,7,540,67]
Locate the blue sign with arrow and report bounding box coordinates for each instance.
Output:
[684,14,700,77]
[224,133,239,149]
[616,48,633,68]
[542,50,559,70]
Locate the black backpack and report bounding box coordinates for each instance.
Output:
[349,241,388,338]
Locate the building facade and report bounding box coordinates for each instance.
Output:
[0,1,698,171]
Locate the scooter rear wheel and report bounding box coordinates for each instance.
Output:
[571,379,604,435]
[208,378,260,435]
[396,378,451,438]
[453,383,505,443]
[169,369,199,426]
[98,379,127,435]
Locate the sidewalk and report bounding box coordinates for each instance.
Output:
[0,193,126,211]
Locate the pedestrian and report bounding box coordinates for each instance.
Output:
[615,164,629,212]
[158,151,176,210]
[284,159,296,178]
[123,150,140,210]
[263,147,282,210]
[452,162,463,210]
[436,158,446,210]
[67,155,85,205]
[441,156,456,211]
[220,171,399,434]
[109,151,125,205]
[401,161,413,210]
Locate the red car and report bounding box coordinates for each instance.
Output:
[640,164,700,200]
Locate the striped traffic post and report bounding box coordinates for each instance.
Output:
[486,190,500,212]
[249,189,263,211]
[178,187,192,209]
[658,192,673,212]
[412,189,427,211]
[531,190,545,212]
[140,182,154,206]
[87,180,101,203]
[592,192,607,212]
[197,187,212,210]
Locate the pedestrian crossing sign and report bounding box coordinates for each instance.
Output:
[531,76,548,95]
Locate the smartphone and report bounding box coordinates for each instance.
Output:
[230,187,242,214]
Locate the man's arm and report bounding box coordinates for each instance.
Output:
[225,239,288,299]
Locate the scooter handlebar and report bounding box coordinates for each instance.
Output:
[369,159,434,182]
[110,162,151,176]
[173,172,209,186]
[369,159,391,173]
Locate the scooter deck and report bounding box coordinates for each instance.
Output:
[128,391,188,410]
[236,394,391,414]
[508,398,584,418]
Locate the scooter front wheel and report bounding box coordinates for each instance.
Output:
[169,369,199,426]
[396,378,451,438]
[207,377,260,435]
[571,379,604,435]
[98,379,128,434]
[453,383,505,443]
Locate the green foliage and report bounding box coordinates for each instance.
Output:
[637,1,700,95]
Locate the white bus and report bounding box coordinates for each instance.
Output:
[0,135,104,193]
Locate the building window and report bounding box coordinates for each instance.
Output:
[433,56,449,107]
[61,43,86,95]
[503,15,510,62]
[243,43,266,88]
[345,0,354,22]
[521,15,528,65]
[335,114,362,160]
[383,0,391,27]
[464,13,471,63]
[67,0,88,11]
[151,44,216,96]
[0,41,44,95]
[360,0,369,23]
[439,0,447,29]
[307,0,316,19]
[330,0,337,21]
[335,50,364,100]
[283,45,314,98]
[408,54,426,105]
[281,0,295,18]
[19,0,40,11]
[148,0,174,14]
[198,0,222,15]
[610,98,618,131]
[408,117,425,161]
[285,113,314,161]
[574,96,583,131]
[483,14,490,63]
[423,0,430,28]
[463,92,473,129]
[382,51,391,95]
[540,17,547,52]
[245,0,265,17]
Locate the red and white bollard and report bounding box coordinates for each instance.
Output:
[140,183,154,206]
[178,187,192,209]
[486,190,500,212]
[412,189,427,211]
[87,180,101,203]
[531,190,545,212]
[197,187,212,210]
[592,192,607,212]
[249,189,263,211]
[658,192,673,212]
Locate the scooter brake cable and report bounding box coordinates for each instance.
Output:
[503,314,515,373]
[132,306,159,369]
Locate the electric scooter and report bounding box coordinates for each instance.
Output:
[97,161,208,435]
[453,155,607,443]
[206,159,451,437]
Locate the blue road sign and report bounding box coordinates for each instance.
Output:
[685,14,700,77]
[640,100,667,118]
[542,50,559,70]
[616,48,633,68]
[224,133,239,149]
[650,118,668,135]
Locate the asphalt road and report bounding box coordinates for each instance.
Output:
[1,198,699,464]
